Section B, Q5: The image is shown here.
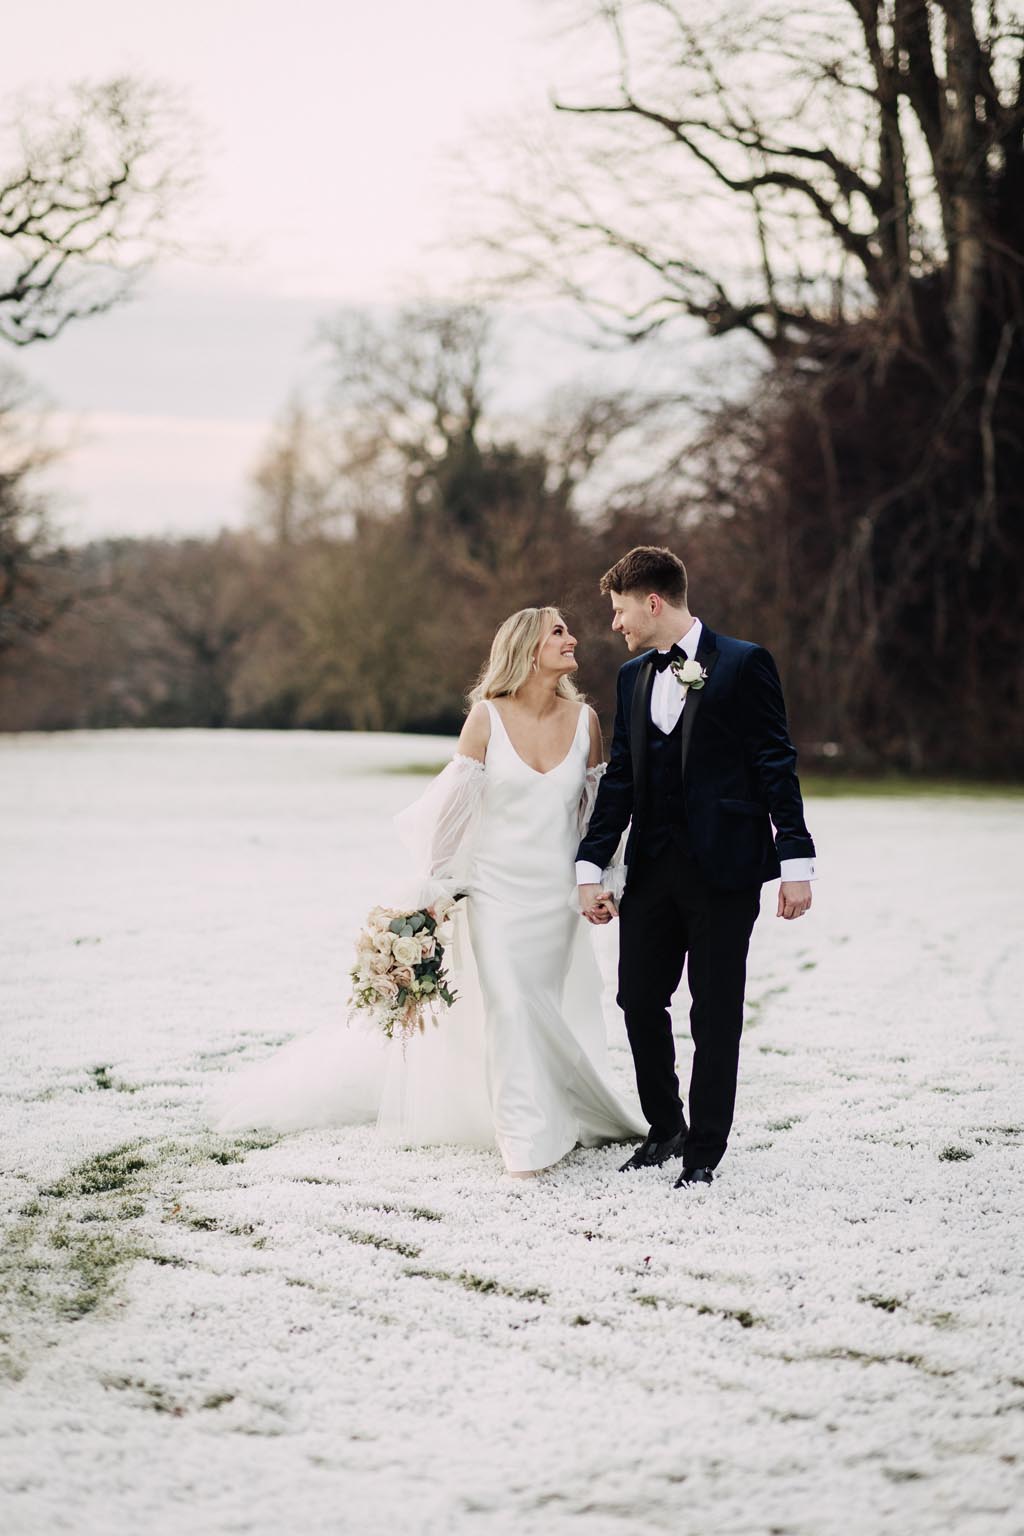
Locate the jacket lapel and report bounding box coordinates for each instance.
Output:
[630,657,655,792]
[678,627,719,783]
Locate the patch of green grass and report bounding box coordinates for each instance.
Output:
[49,1224,148,1320]
[801,774,1024,799]
[861,1294,903,1313]
[744,985,791,1027]
[337,1228,421,1260]
[102,1375,186,1415]
[403,1266,548,1303]
[385,761,451,777]
[796,1347,952,1377]
[230,1133,278,1152]
[767,1117,799,1132]
[390,766,1024,797]
[80,1065,139,1094]
[40,1143,148,1199]
[367,1202,444,1223]
[939,1145,974,1162]
[696,1304,760,1329]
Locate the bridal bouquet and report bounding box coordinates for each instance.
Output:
[349,898,460,1041]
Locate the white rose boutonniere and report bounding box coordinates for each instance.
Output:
[671,656,708,690]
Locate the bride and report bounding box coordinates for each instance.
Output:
[209,606,644,1176]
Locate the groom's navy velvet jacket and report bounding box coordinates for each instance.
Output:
[577,625,815,892]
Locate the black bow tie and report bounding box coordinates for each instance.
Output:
[651,644,686,674]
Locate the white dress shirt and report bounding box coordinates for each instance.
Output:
[576,617,816,885]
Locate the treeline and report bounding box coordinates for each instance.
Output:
[0,307,687,738]
[2,296,1022,772]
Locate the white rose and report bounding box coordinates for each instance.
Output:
[391,935,421,967]
[678,659,704,685]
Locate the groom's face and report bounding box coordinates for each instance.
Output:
[609,590,658,653]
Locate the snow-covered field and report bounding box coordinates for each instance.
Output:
[1,729,1022,1536]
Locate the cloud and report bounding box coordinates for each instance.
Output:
[41,411,269,542]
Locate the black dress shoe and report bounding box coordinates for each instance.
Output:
[619,1129,686,1172]
[673,1165,714,1188]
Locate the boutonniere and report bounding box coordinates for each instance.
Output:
[671,656,708,690]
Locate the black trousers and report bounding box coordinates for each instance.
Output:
[617,845,761,1168]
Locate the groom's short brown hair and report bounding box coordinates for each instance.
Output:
[600,546,688,605]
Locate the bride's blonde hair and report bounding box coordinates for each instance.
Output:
[468,607,583,706]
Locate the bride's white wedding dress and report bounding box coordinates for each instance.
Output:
[208,701,644,1172]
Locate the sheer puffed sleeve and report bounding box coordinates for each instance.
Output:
[393,754,485,906]
[573,762,627,906]
[577,763,606,839]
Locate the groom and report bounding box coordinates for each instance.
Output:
[577,546,816,1187]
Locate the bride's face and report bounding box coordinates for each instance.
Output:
[535,616,578,679]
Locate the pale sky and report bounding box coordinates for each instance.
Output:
[1,0,608,540]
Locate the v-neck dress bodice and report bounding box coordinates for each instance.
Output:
[468,701,590,910]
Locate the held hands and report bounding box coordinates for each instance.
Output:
[777,880,812,920]
[582,879,811,921]
[579,883,618,924]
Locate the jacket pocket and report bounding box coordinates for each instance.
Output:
[718,798,766,818]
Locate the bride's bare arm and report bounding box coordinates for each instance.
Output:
[457,701,491,764]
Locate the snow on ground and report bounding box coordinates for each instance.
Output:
[1,729,1022,1536]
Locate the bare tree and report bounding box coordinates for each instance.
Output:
[0,75,197,685]
[481,0,1024,771]
[0,76,197,347]
[494,1,1023,363]
[0,369,73,656]
[115,535,277,728]
[249,401,339,544]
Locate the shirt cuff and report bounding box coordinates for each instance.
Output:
[780,858,816,882]
[576,861,605,886]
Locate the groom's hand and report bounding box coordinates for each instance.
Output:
[580,884,617,924]
[777,880,812,920]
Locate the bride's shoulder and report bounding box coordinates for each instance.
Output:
[456,700,492,764]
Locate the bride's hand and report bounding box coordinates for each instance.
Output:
[580,884,617,924]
